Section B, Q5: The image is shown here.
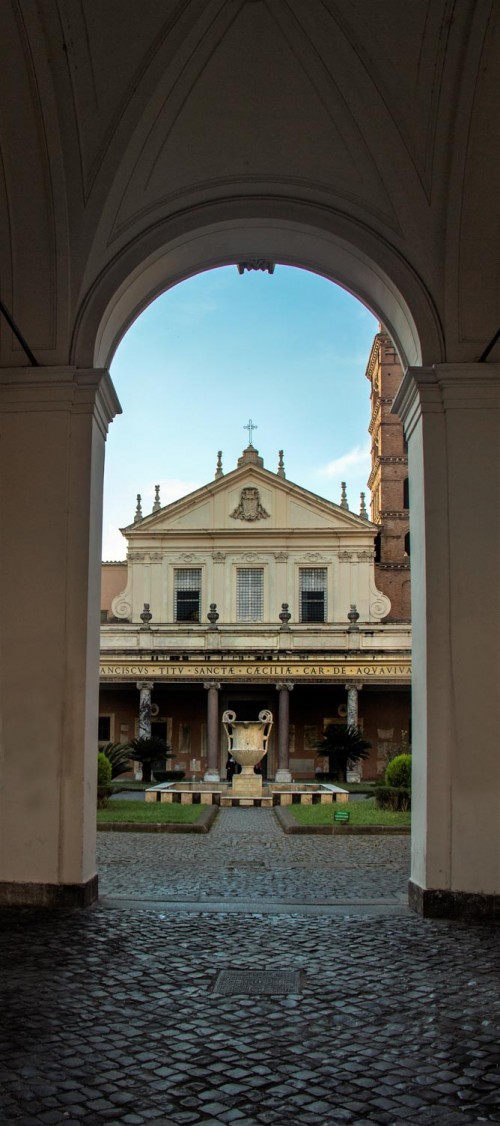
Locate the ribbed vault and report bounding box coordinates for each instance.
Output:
[0,0,497,368]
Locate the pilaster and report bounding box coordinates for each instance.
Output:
[0,366,121,906]
[394,363,500,918]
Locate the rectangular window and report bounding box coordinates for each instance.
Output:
[299,567,327,622]
[98,716,111,742]
[237,568,264,621]
[174,568,201,621]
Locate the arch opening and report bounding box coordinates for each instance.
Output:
[99,260,412,808]
[72,203,442,372]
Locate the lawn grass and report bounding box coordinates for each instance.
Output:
[97,800,204,824]
[109,780,148,792]
[290,797,410,828]
[342,782,376,793]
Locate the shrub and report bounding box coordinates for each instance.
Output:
[152,770,186,783]
[99,741,132,779]
[128,736,173,783]
[385,753,412,789]
[97,752,112,808]
[315,724,372,783]
[374,783,411,812]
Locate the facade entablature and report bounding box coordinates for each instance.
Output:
[100,621,411,654]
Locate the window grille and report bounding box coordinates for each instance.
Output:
[299,567,327,622]
[237,568,264,621]
[174,568,201,621]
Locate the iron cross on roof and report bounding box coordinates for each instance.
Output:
[244,419,258,447]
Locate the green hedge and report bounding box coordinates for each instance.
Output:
[97,752,112,808]
[374,783,411,812]
[385,753,412,788]
[152,770,186,783]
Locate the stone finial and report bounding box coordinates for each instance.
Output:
[152,485,161,512]
[215,451,223,479]
[134,494,143,523]
[347,604,360,631]
[207,603,219,630]
[236,447,264,469]
[140,603,152,628]
[340,482,349,510]
[277,450,286,478]
[279,602,291,630]
[359,491,368,519]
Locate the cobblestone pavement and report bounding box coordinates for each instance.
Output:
[97,808,409,907]
[1,810,500,1126]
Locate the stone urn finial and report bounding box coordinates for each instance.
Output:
[347,604,360,631]
[140,603,153,627]
[279,602,291,630]
[207,603,219,630]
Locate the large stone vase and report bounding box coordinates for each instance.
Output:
[222,709,273,796]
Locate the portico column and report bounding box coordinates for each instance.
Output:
[345,681,363,727]
[136,681,153,739]
[394,363,500,919]
[275,682,294,782]
[0,367,120,907]
[204,681,221,781]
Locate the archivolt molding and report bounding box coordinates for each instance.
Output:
[71,198,443,372]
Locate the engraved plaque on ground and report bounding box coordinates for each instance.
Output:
[213,969,301,995]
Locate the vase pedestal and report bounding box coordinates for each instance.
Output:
[232,773,263,798]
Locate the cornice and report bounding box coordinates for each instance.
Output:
[376,562,411,571]
[364,335,381,383]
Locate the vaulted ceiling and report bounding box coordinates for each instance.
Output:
[0,1,498,367]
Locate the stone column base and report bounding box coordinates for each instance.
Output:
[203,769,220,783]
[275,769,293,783]
[409,880,500,920]
[0,873,98,909]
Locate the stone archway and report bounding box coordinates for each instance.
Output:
[1,0,499,917]
[71,201,443,373]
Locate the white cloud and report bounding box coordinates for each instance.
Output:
[102,523,127,562]
[319,443,371,478]
[144,478,201,508]
[313,443,372,513]
[101,479,201,559]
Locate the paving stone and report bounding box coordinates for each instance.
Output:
[1,811,500,1126]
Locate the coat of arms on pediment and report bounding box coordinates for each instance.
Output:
[230,487,270,522]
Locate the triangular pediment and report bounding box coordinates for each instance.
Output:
[121,462,376,542]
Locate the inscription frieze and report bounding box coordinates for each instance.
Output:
[100,658,411,682]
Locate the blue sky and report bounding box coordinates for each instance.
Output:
[104,266,378,559]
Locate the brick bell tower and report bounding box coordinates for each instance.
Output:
[365,327,410,621]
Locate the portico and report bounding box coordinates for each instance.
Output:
[0,1,498,916]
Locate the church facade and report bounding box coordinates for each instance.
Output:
[100,407,411,782]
